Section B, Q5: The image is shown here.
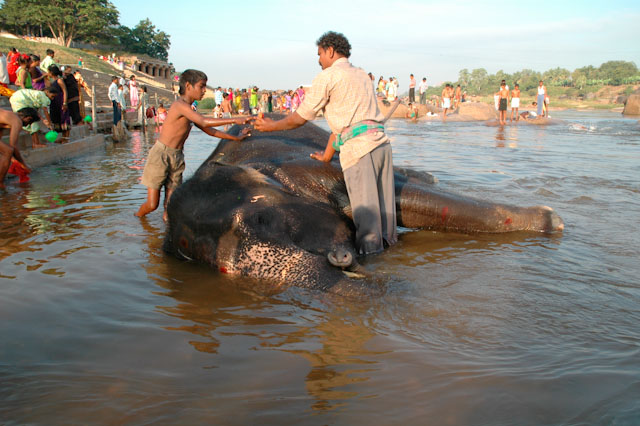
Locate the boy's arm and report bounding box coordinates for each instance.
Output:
[179,102,252,128]
[200,126,251,141]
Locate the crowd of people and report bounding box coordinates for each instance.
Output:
[491,79,549,125]
[1,47,93,145]
[206,86,308,118]
[107,73,157,129]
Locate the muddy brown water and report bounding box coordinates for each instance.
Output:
[1,110,639,424]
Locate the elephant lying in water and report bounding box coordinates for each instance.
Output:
[164,120,563,295]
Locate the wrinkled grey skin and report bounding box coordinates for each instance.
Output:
[165,119,563,295]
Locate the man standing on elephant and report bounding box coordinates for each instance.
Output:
[255,31,397,255]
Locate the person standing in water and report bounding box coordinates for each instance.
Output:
[537,80,547,117]
[255,31,397,255]
[441,84,452,121]
[498,81,509,125]
[510,83,520,122]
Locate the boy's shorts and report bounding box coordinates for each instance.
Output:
[141,141,185,191]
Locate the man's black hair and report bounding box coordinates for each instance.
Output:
[179,69,208,95]
[46,49,54,55]
[17,107,40,124]
[316,31,351,58]
[30,54,40,62]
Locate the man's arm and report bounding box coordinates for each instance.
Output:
[5,113,30,171]
[253,111,307,132]
[41,107,51,128]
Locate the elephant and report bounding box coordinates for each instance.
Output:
[164,120,563,295]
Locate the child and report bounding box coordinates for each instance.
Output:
[156,103,167,129]
[405,102,418,122]
[135,69,253,221]
[213,104,222,118]
[221,93,232,118]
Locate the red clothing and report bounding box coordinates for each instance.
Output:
[7,51,20,84]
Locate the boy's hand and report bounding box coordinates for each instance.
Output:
[237,127,251,141]
[237,116,254,125]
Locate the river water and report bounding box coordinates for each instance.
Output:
[1,110,639,425]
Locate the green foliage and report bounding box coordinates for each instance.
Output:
[116,19,171,61]
[1,1,170,61]
[0,0,120,47]
[598,60,638,85]
[197,98,217,110]
[426,60,639,97]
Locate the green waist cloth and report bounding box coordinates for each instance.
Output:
[333,120,385,152]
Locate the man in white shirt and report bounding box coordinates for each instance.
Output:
[418,77,428,104]
[214,87,223,107]
[108,76,121,125]
[40,49,56,73]
[255,31,397,255]
[408,74,416,102]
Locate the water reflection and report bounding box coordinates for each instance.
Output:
[495,126,505,147]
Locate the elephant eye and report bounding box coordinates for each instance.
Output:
[179,236,189,249]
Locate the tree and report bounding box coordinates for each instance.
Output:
[0,0,48,35]
[543,67,571,86]
[2,0,120,46]
[458,68,470,87]
[469,68,488,94]
[117,19,171,61]
[598,60,638,85]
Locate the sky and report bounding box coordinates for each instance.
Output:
[110,0,640,90]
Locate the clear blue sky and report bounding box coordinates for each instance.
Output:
[111,0,640,90]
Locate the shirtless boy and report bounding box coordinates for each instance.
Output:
[454,84,461,109]
[221,93,233,118]
[510,84,521,122]
[0,108,37,188]
[498,82,509,125]
[135,69,253,221]
[441,84,453,122]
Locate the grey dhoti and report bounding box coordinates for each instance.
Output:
[343,142,397,255]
